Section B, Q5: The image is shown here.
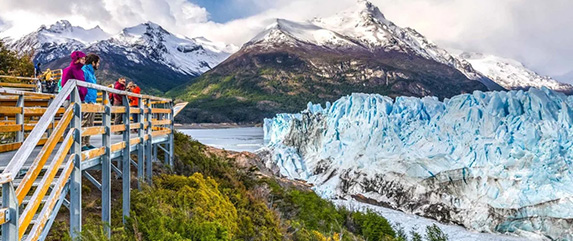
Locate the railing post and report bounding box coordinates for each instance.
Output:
[101,90,112,239]
[2,182,19,241]
[145,99,153,184]
[70,86,82,238]
[122,95,131,224]
[137,97,144,190]
[16,95,24,143]
[169,100,174,168]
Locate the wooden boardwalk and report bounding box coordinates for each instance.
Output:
[0,79,176,241]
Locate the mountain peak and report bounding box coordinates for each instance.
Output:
[355,0,388,22]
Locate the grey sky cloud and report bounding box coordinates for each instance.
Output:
[0,0,571,80]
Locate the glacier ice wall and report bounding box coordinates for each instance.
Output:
[263,88,573,240]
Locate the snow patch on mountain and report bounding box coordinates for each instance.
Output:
[5,20,110,63]
[263,89,573,240]
[247,19,356,49]
[247,0,501,90]
[456,51,573,93]
[5,20,235,77]
[92,22,231,75]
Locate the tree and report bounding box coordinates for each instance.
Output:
[0,39,34,77]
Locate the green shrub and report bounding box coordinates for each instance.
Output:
[425,224,448,241]
[352,211,396,241]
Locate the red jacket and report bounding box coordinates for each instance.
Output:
[113,81,125,105]
[129,86,141,106]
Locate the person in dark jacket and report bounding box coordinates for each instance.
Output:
[113,77,127,133]
[61,51,87,101]
[81,54,100,150]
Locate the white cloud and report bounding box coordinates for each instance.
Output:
[0,0,571,79]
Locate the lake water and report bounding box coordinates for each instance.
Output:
[178,127,265,152]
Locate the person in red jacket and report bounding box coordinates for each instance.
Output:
[127,82,141,133]
[128,82,141,131]
[113,77,126,133]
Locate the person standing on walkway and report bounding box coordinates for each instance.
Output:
[113,77,127,134]
[128,82,141,133]
[61,51,87,101]
[81,53,100,150]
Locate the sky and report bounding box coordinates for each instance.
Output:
[0,0,572,82]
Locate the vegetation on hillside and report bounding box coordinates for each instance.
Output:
[48,132,448,240]
[0,39,34,76]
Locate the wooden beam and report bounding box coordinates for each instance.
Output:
[151,108,171,114]
[0,106,22,114]
[152,119,171,126]
[81,126,105,136]
[81,147,106,161]
[111,125,126,133]
[111,106,126,114]
[0,125,21,132]
[81,103,105,113]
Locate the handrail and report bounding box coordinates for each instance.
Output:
[76,81,171,102]
[0,75,39,81]
[0,88,55,98]
[15,105,74,203]
[1,79,76,181]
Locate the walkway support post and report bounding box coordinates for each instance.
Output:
[145,99,153,184]
[102,90,112,238]
[70,86,82,238]
[169,100,174,168]
[137,97,144,190]
[2,182,19,241]
[122,95,131,224]
[16,95,24,143]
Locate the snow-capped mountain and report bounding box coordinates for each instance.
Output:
[5,20,235,92]
[5,20,110,63]
[246,0,502,91]
[263,88,573,240]
[457,51,573,93]
[90,22,232,76]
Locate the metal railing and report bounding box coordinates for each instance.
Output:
[0,79,175,240]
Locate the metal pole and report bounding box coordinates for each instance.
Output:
[122,95,131,224]
[137,97,144,190]
[16,95,24,143]
[145,99,153,184]
[70,86,82,238]
[102,90,112,238]
[2,182,19,241]
[169,100,174,168]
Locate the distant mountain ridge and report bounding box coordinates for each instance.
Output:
[454,51,573,93]
[4,20,236,93]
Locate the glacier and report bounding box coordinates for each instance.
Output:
[262,88,573,240]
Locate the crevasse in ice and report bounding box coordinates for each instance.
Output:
[263,88,573,240]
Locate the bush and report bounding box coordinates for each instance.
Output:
[125,173,238,241]
[425,224,448,241]
[352,211,396,241]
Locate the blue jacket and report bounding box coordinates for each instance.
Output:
[82,64,97,104]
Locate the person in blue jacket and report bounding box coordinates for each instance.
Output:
[81,53,100,150]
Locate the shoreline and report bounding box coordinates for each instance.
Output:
[175,123,262,129]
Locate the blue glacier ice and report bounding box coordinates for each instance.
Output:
[263,88,573,240]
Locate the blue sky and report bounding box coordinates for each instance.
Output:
[190,0,261,23]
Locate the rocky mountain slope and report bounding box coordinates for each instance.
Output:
[170,0,492,123]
